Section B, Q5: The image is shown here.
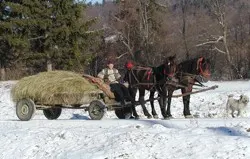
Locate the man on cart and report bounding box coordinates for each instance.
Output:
[97,60,135,119]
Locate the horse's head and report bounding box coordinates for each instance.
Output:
[163,55,177,79]
[196,57,211,82]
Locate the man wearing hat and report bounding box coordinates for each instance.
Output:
[98,60,134,119]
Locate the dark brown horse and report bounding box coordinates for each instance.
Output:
[163,57,211,118]
[124,55,177,119]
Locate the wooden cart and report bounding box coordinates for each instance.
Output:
[15,74,134,121]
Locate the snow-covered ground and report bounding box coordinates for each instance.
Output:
[0,80,250,159]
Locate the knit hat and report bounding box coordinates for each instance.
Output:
[107,60,114,64]
[125,61,134,70]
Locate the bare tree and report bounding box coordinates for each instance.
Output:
[197,0,243,79]
[180,0,190,59]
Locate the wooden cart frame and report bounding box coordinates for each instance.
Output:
[15,90,138,121]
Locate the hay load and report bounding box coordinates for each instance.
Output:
[11,71,102,105]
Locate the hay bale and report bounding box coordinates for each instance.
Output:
[11,71,101,105]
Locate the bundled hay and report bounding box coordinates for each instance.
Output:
[11,71,101,105]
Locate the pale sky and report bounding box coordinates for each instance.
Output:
[86,0,103,3]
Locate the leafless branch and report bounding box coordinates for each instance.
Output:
[212,47,226,54]
[154,1,168,9]
[121,39,132,53]
[112,15,130,26]
[196,36,223,47]
[116,52,129,59]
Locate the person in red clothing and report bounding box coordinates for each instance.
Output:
[98,60,135,119]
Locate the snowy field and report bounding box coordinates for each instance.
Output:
[0,80,250,159]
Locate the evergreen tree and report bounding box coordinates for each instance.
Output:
[0,0,29,80]
[23,0,99,72]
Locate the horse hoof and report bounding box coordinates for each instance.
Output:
[185,115,193,118]
[147,115,152,119]
[153,115,159,119]
[135,116,140,120]
[164,116,173,120]
[125,113,132,119]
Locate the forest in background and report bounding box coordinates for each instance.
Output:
[1,0,250,80]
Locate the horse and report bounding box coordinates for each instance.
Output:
[124,55,177,119]
[162,57,211,118]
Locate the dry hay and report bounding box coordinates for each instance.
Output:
[11,71,102,105]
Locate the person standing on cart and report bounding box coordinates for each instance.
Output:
[97,60,135,119]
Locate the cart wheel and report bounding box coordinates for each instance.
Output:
[89,100,106,120]
[16,98,36,121]
[115,107,132,119]
[43,108,62,120]
[115,109,125,119]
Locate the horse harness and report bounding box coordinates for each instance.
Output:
[127,66,172,92]
[127,66,157,90]
[127,57,209,91]
[176,57,210,88]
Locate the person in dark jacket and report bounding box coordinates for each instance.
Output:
[98,60,135,119]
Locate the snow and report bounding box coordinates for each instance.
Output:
[0,80,250,159]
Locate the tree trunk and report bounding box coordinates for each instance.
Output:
[0,66,6,81]
[47,59,53,71]
[223,26,242,79]
[0,68,6,81]
[0,60,6,80]
[181,0,189,59]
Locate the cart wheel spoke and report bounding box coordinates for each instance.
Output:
[89,100,106,120]
[16,98,36,121]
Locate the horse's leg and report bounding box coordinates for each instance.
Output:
[139,88,152,119]
[129,87,139,119]
[149,90,158,119]
[162,86,169,119]
[157,86,167,119]
[181,88,193,118]
[165,88,174,119]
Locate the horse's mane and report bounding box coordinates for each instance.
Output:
[179,57,200,66]
[152,64,164,75]
[178,57,202,74]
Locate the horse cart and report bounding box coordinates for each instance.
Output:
[13,70,218,121]
[12,71,133,121]
[15,90,133,121]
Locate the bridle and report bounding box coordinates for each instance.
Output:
[164,63,176,78]
[197,57,211,78]
[176,57,211,88]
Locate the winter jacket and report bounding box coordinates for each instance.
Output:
[97,68,121,84]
